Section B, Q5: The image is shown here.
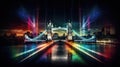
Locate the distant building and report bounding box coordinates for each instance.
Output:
[102,23,115,36]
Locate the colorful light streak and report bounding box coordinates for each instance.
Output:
[86,16,90,30]
[80,6,100,35]
[65,45,85,64]
[27,17,33,27]
[18,7,33,31]
[36,44,56,62]
[18,7,39,35]
[20,41,54,62]
[82,17,86,29]
[35,8,39,35]
[68,42,108,58]
[65,41,103,63]
[14,42,48,57]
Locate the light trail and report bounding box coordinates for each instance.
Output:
[75,43,107,58]
[20,41,54,62]
[14,42,48,57]
[65,45,85,64]
[66,42,106,57]
[65,41,103,63]
[36,44,56,62]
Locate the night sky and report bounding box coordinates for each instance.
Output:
[0,0,119,35]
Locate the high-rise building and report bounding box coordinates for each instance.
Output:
[103,23,115,36]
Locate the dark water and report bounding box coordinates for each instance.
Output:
[0,41,120,67]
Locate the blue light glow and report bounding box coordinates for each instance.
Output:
[18,7,29,21]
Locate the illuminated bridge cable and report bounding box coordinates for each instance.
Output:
[73,30,95,41]
[73,30,85,40]
[25,34,32,40]
[24,30,46,41]
[32,30,46,40]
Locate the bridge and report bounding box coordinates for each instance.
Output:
[24,21,96,42]
[11,21,113,65]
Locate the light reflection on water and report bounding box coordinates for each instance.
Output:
[10,42,116,64]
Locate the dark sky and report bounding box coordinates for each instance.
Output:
[0,0,119,32]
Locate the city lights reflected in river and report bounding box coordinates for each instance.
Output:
[10,41,116,64]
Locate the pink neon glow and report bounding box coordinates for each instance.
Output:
[35,8,39,35]
[87,16,90,30]
[27,17,33,30]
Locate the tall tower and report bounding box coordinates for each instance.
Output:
[47,21,53,40]
[67,21,73,40]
